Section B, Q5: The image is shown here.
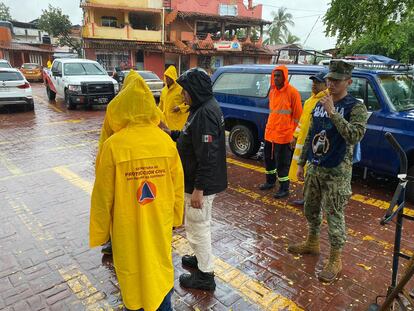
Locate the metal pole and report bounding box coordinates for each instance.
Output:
[162,7,165,46]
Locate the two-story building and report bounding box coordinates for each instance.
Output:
[0,20,54,67]
[81,0,271,78]
[164,0,272,73]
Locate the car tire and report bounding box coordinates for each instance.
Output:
[407,165,414,203]
[26,102,34,111]
[229,125,260,158]
[46,86,56,101]
[65,91,76,110]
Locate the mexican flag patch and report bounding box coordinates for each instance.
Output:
[202,135,213,143]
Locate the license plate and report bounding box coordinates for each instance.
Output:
[97,97,108,104]
[0,87,9,92]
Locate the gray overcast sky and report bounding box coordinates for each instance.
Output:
[4,0,337,50]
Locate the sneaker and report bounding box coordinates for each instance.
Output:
[101,241,112,255]
[182,255,198,269]
[179,270,216,291]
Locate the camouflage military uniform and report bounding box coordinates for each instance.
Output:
[298,102,367,248]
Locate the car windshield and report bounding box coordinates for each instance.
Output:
[64,63,106,76]
[379,74,414,111]
[0,71,23,81]
[138,71,160,80]
[22,63,40,69]
[0,62,11,68]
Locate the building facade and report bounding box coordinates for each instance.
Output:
[81,0,272,78]
[0,20,54,67]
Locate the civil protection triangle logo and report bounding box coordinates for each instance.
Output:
[137,180,157,205]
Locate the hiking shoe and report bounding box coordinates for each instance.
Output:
[101,241,112,255]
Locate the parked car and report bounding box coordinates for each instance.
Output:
[43,58,119,110]
[0,68,34,110]
[122,70,164,100]
[20,63,43,82]
[211,64,414,201]
[0,59,12,69]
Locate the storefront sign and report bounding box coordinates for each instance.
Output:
[214,41,242,51]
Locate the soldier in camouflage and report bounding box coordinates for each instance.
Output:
[287,60,368,283]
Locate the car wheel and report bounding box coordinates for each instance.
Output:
[46,86,56,101]
[407,164,414,203]
[26,102,34,111]
[229,125,260,158]
[65,91,76,110]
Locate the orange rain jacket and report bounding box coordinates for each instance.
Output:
[264,65,302,144]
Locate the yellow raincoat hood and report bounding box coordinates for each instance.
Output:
[106,71,163,131]
[90,71,184,310]
[96,70,164,170]
[159,65,189,130]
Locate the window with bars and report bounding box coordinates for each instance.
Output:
[101,16,118,28]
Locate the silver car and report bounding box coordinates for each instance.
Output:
[122,70,164,100]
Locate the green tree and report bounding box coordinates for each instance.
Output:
[283,33,301,45]
[324,0,414,62]
[264,8,294,45]
[37,5,81,55]
[0,2,12,21]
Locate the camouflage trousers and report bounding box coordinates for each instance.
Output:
[303,164,351,249]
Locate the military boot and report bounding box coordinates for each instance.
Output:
[179,270,216,291]
[182,255,198,269]
[318,248,342,283]
[287,233,320,255]
[273,181,290,198]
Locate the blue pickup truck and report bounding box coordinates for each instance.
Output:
[211,64,414,200]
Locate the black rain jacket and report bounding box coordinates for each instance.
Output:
[171,69,227,195]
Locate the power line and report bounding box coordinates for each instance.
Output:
[303,15,321,46]
[255,2,326,13]
[295,14,323,19]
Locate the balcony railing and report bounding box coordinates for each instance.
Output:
[82,23,162,42]
[83,0,163,9]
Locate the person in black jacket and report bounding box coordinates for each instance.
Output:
[162,68,227,291]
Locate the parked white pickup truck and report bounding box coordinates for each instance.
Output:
[43,58,119,110]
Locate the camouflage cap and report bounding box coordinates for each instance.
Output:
[324,60,354,80]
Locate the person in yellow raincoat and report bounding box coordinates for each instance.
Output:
[96,70,166,170]
[158,65,189,130]
[288,70,328,205]
[90,74,184,311]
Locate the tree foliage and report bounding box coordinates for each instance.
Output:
[0,2,12,21]
[284,33,301,45]
[37,4,81,55]
[324,0,414,62]
[264,8,300,45]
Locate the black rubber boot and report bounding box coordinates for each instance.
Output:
[274,181,290,199]
[259,182,275,190]
[182,255,198,269]
[179,270,216,290]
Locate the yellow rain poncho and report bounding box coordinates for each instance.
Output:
[289,89,329,181]
[96,70,165,170]
[158,65,189,130]
[89,74,185,310]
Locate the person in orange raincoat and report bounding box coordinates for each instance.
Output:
[288,70,329,205]
[90,74,184,311]
[259,65,302,199]
[158,65,189,130]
